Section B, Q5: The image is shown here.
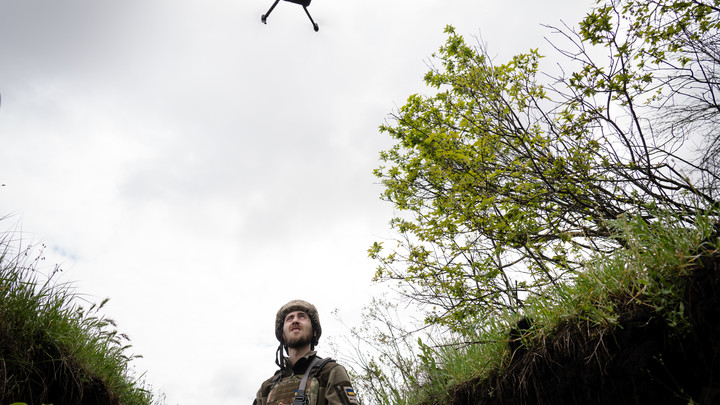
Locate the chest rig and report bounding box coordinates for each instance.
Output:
[267,356,332,405]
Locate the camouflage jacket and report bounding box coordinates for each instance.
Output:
[253,351,357,405]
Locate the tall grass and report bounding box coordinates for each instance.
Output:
[0,229,160,404]
[350,209,719,405]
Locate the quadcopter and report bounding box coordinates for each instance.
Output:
[261,0,319,32]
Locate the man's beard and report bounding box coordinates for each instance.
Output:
[285,331,313,349]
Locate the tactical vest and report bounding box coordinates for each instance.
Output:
[266,357,333,405]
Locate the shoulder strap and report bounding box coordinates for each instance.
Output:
[314,357,339,384]
[263,369,284,398]
[293,356,322,405]
[313,357,334,375]
[293,356,335,405]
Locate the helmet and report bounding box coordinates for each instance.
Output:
[275,299,322,347]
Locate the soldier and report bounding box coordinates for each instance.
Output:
[253,300,358,405]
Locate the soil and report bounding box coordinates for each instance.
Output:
[0,328,119,405]
[450,251,720,405]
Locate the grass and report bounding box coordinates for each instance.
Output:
[0,229,161,404]
[355,209,719,405]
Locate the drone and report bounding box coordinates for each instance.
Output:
[261,0,319,32]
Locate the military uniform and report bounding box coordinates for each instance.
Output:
[253,350,358,405]
[254,300,358,405]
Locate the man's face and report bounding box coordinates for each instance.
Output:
[283,310,314,349]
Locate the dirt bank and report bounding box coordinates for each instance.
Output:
[451,251,720,405]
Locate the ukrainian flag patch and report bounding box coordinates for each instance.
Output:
[343,386,358,404]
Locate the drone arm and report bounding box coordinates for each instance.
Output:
[302,6,319,31]
[261,0,281,24]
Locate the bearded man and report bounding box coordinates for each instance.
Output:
[253,300,358,405]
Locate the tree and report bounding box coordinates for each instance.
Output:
[577,0,720,184]
[371,0,720,331]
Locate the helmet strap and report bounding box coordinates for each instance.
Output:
[275,343,288,371]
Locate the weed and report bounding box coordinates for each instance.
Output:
[0,229,161,404]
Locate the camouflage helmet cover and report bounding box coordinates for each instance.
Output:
[275,299,322,346]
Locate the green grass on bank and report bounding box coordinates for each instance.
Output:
[387,210,719,405]
[0,231,160,404]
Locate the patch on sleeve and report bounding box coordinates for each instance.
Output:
[336,385,359,405]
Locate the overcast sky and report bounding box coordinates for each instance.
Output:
[1,1,593,403]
